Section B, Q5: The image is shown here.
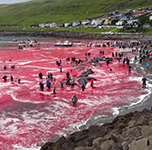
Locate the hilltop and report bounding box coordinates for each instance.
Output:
[0,0,152,26]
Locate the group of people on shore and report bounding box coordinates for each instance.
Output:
[38,39,152,107]
[1,39,151,107]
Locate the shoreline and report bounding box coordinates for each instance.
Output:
[39,35,152,150]
[0,31,152,41]
[81,45,152,130]
[1,31,152,150]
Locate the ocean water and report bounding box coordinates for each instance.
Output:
[0,38,150,150]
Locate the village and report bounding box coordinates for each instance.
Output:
[38,7,152,33]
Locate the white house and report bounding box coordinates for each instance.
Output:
[49,22,58,28]
[116,20,124,26]
[39,23,50,28]
[91,18,103,26]
[81,19,90,25]
[39,23,45,28]
[72,20,80,27]
[143,23,150,28]
[44,23,50,27]
[64,23,71,27]
[150,16,152,20]
[127,19,139,24]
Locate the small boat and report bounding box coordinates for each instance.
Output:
[54,41,73,47]
[18,40,39,49]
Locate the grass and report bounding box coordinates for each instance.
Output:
[0,0,152,26]
[145,27,152,33]
[0,25,122,34]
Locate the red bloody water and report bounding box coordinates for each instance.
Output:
[0,39,148,150]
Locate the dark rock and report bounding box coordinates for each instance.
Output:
[40,108,152,150]
[40,136,66,150]
[40,142,54,150]
[122,126,142,138]
[100,139,123,150]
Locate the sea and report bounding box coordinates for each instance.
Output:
[0,36,151,150]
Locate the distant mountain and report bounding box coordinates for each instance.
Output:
[0,0,151,26]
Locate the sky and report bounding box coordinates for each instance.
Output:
[0,0,30,4]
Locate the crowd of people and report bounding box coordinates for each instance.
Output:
[1,39,151,107]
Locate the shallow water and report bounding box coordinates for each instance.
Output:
[0,38,149,150]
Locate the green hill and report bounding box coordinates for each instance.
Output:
[0,0,152,26]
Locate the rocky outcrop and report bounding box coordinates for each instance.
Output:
[0,31,152,40]
[40,108,152,150]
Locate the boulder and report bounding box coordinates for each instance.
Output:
[129,138,148,150]
[100,139,122,150]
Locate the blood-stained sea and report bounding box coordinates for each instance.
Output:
[0,39,149,150]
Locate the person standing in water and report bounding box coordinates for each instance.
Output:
[18,78,21,83]
[142,76,147,88]
[39,82,44,91]
[90,78,94,88]
[128,65,132,74]
[46,77,51,89]
[38,72,43,79]
[71,95,78,107]
[81,84,86,92]
[10,75,13,82]
[60,65,62,72]
[52,83,56,94]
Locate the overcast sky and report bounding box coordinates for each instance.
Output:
[0,0,30,4]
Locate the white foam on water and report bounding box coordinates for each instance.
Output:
[11,93,45,104]
[13,144,40,150]
[66,111,94,131]
[0,117,19,134]
[1,39,152,150]
[78,97,101,106]
[112,107,120,116]
[129,91,151,107]
[19,61,33,65]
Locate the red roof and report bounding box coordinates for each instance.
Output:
[133,10,145,15]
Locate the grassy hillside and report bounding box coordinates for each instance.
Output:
[0,0,152,26]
